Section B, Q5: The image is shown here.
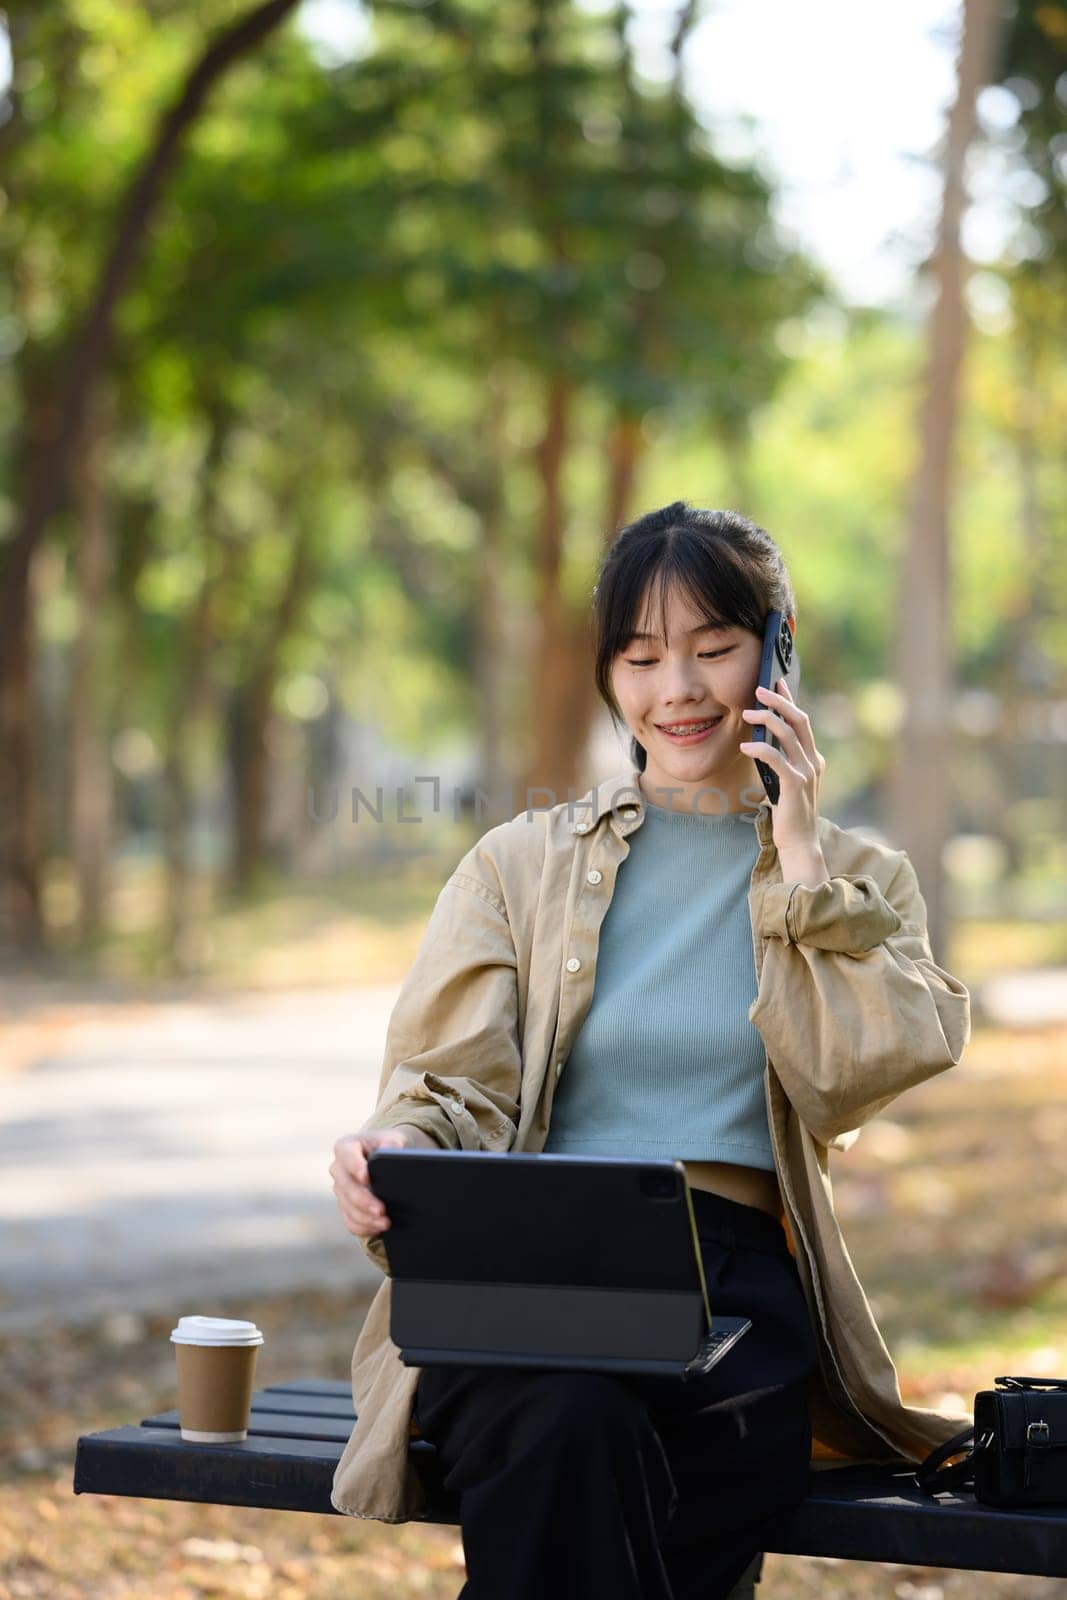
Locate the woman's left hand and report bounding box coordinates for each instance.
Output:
[740,677,827,853]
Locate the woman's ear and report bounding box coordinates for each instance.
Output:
[785,613,796,638]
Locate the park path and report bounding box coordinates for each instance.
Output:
[2,967,1064,1335]
[0,986,401,1334]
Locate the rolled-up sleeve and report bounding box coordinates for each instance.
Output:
[749,852,970,1147]
[357,865,522,1272]
[754,874,902,954]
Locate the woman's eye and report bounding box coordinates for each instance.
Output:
[625,649,732,667]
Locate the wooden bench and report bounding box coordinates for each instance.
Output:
[73,1377,1067,1587]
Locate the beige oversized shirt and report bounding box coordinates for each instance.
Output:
[331,765,973,1522]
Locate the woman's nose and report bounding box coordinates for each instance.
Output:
[660,659,706,701]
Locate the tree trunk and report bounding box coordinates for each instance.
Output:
[228,681,272,897]
[522,375,575,808]
[991,327,1054,890]
[0,0,301,954]
[474,367,510,815]
[572,408,644,788]
[0,14,45,952]
[161,404,239,970]
[68,385,115,946]
[0,553,43,954]
[228,520,315,894]
[887,0,1003,965]
[0,368,53,952]
[522,403,644,805]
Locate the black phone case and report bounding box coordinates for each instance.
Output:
[753,610,801,805]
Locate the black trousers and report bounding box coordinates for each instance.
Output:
[413,1186,822,1600]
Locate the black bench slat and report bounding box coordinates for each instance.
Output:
[771,1468,1067,1578]
[258,1380,353,1398]
[141,1407,355,1444]
[227,1391,355,1419]
[72,1380,1067,1576]
[74,1427,350,1517]
[74,1425,456,1519]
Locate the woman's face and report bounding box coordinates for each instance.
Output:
[610,580,788,815]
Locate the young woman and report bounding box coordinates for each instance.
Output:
[329,503,972,1600]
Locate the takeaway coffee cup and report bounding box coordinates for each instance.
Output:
[170,1315,264,1442]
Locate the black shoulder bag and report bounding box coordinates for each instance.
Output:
[914,1375,1067,1506]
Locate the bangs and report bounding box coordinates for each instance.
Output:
[628,564,741,649]
[609,528,766,661]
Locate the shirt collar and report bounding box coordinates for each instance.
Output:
[571,765,776,850]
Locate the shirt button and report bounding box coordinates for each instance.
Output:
[586,868,602,884]
[555,1060,565,1079]
[621,807,638,819]
[574,821,590,834]
[449,1099,464,1115]
[565,957,581,973]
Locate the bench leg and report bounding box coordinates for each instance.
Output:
[724,1550,764,1598]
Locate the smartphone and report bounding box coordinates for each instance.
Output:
[751,611,801,806]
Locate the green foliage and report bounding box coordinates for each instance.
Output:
[2,0,1063,958]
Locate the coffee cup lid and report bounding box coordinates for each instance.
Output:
[170,1315,264,1347]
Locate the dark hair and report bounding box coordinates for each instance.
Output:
[592,502,797,772]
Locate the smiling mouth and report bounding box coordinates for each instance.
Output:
[655,716,725,742]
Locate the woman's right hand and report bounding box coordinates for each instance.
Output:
[330,1124,432,1237]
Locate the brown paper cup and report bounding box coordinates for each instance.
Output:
[171,1316,264,1442]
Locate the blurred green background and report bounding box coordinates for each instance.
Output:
[0,0,1064,995]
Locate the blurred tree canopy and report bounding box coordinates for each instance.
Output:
[0,0,1063,971]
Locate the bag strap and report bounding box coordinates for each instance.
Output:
[996,1374,1067,1392]
[913,1426,976,1495]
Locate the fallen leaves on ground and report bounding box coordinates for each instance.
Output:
[3,1021,1067,1597]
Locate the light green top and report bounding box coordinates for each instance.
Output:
[544,796,774,1168]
